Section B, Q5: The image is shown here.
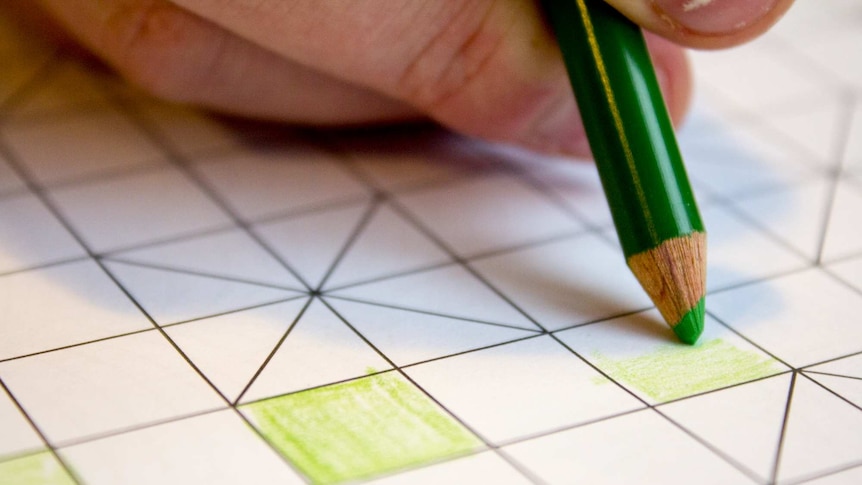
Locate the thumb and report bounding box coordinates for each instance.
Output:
[606,0,795,49]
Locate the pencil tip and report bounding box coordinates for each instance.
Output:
[672,297,705,345]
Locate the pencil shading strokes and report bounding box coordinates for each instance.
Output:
[243,372,481,484]
[592,339,783,402]
[0,451,75,485]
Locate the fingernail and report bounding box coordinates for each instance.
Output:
[651,0,779,35]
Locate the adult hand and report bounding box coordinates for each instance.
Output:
[13,0,793,157]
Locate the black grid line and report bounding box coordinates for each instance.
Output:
[231,296,314,406]
[1,9,862,485]
[800,372,862,413]
[0,100,313,481]
[323,294,545,333]
[784,460,862,485]
[0,377,83,485]
[803,371,862,382]
[769,371,799,484]
[814,93,858,264]
[322,132,789,483]
[317,296,544,484]
[101,257,308,293]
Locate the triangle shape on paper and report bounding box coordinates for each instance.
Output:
[659,373,792,482]
[806,353,862,379]
[108,228,305,289]
[104,261,301,325]
[253,203,369,289]
[240,298,392,403]
[328,265,539,330]
[733,180,832,261]
[777,375,862,484]
[323,204,451,289]
[325,298,537,366]
[165,298,309,402]
[804,373,862,409]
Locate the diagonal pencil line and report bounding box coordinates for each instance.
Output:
[384,195,550,331]
[49,406,228,450]
[4,18,861,485]
[814,93,857,265]
[316,122,769,482]
[316,132,557,333]
[770,371,798,484]
[244,196,373,230]
[108,96,318,293]
[102,256,308,292]
[820,261,862,303]
[707,309,795,371]
[0,97,246,432]
[319,259,458,293]
[31,159,169,192]
[544,329,771,485]
[394,333,545,370]
[0,377,84,485]
[322,294,543,332]
[781,459,862,485]
[0,328,157,365]
[459,227,592,261]
[653,371,794,409]
[156,294,309,331]
[800,348,862,372]
[0,255,91,279]
[317,296,543,484]
[237,369,398,408]
[651,407,768,484]
[714,185,822,264]
[799,372,862,412]
[231,296,314,406]
[705,265,814,298]
[802,371,862,382]
[314,198,382,291]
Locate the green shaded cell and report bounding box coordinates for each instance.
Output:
[593,339,784,402]
[0,451,75,485]
[244,372,481,484]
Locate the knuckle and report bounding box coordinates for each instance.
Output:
[395,2,509,112]
[101,1,212,101]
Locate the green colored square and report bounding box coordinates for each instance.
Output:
[0,451,75,485]
[244,372,481,484]
[593,338,785,402]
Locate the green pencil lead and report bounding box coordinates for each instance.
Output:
[672,298,705,345]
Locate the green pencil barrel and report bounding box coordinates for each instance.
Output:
[543,0,704,258]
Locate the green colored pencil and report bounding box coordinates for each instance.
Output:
[542,0,706,344]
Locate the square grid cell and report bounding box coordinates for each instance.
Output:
[1,2,862,484]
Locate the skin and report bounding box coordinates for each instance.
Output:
[2,0,794,158]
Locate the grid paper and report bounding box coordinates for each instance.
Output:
[1,2,861,484]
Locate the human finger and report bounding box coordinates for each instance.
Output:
[606,0,795,49]
[26,0,420,125]
[162,0,692,155]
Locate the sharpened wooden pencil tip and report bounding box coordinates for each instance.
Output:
[672,298,705,344]
[627,232,707,343]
